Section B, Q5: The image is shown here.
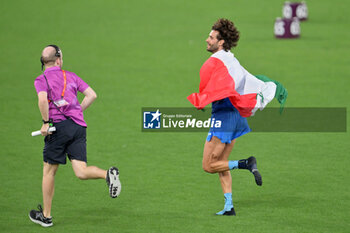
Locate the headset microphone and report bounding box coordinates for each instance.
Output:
[40,44,61,71]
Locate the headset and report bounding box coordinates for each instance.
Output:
[41,44,69,120]
[40,44,61,70]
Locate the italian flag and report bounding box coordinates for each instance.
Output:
[187,50,287,117]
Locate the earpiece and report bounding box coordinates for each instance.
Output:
[47,45,61,57]
[40,44,61,70]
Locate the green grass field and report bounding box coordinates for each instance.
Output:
[1,0,349,232]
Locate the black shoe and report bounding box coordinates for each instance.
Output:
[106,167,121,198]
[247,156,262,186]
[216,207,236,216]
[28,204,53,227]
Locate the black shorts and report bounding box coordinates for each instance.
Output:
[43,119,87,164]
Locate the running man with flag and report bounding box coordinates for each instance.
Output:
[188,18,287,216]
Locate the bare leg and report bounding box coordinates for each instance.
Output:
[218,139,235,194]
[42,162,59,218]
[71,159,106,180]
[202,136,232,173]
[202,136,237,215]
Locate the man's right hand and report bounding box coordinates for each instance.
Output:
[40,124,52,136]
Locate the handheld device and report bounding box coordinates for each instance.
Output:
[31,127,56,137]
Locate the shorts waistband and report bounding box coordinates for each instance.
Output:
[53,118,73,126]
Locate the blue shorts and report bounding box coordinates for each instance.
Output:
[206,98,251,144]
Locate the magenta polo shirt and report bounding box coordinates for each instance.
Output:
[34,66,89,127]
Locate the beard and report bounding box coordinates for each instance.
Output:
[206,43,219,53]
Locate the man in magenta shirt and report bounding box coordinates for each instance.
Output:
[29,45,121,227]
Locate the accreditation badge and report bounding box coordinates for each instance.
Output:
[53,98,69,107]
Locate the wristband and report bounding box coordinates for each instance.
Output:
[43,119,51,124]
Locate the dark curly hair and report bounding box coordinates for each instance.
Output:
[212,18,240,51]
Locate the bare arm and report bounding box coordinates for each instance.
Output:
[80,87,97,111]
[38,91,51,136]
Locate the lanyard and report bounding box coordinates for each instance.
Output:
[44,70,67,103]
[61,70,67,99]
[43,70,70,119]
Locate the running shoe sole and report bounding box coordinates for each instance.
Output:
[252,169,262,186]
[247,156,263,186]
[108,167,121,198]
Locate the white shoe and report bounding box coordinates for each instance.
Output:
[106,167,121,198]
